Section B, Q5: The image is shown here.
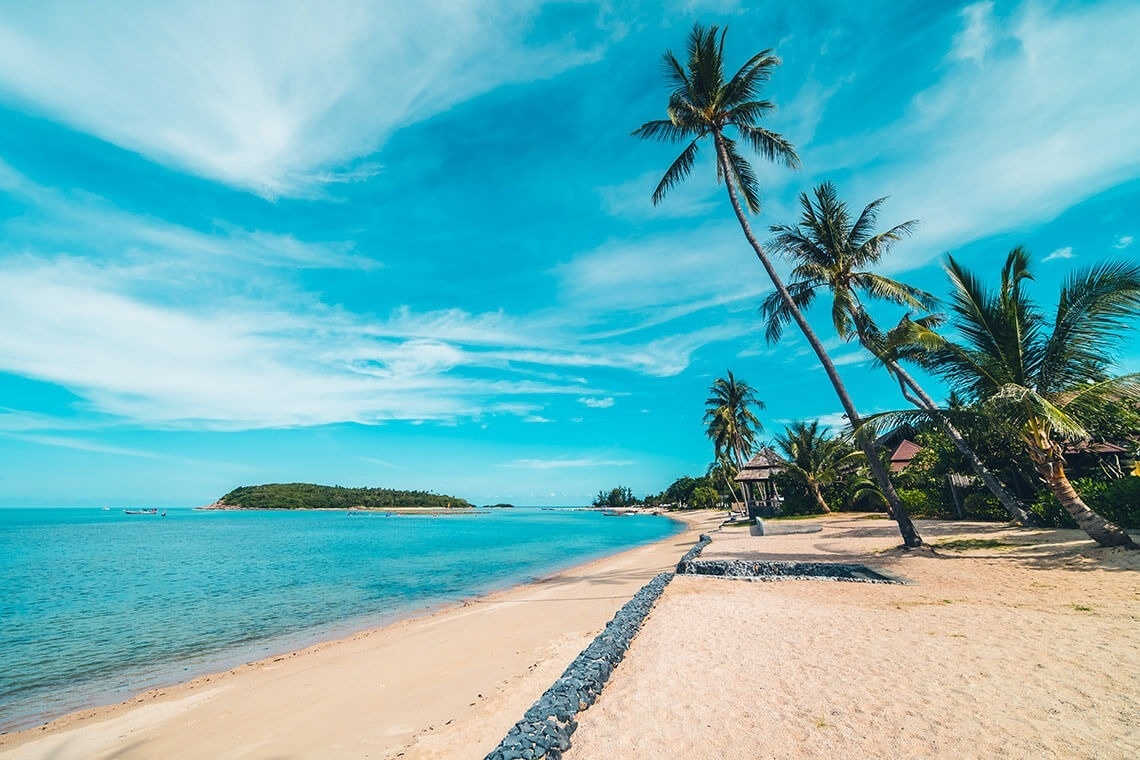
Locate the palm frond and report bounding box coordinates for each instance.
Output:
[760,280,816,344]
[1038,260,1140,395]
[943,253,1023,388]
[631,118,693,143]
[983,384,1088,441]
[719,135,761,213]
[725,99,774,127]
[855,272,936,312]
[736,123,800,169]
[650,138,702,206]
[722,49,779,106]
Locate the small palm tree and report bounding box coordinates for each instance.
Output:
[703,370,764,470]
[762,183,1036,526]
[921,248,1139,548]
[773,421,862,513]
[635,24,922,546]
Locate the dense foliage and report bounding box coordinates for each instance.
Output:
[591,486,638,510]
[216,483,474,510]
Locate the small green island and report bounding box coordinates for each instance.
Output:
[202,483,475,512]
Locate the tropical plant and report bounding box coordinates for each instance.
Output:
[772,421,862,513]
[703,370,764,469]
[634,23,922,545]
[707,455,742,504]
[689,485,721,509]
[917,248,1139,548]
[761,183,1037,526]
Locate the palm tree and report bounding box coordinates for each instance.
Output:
[707,453,742,505]
[634,23,922,546]
[773,421,862,513]
[762,183,1037,526]
[919,248,1139,548]
[703,370,764,470]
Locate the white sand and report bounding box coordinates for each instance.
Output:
[7,512,1136,759]
[567,514,1140,759]
[0,511,722,760]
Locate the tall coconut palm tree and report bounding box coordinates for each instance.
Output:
[761,183,1037,526]
[919,248,1139,548]
[773,421,862,513]
[634,23,922,545]
[703,370,764,470]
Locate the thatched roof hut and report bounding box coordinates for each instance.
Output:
[734,448,786,517]
[734,448,786,484]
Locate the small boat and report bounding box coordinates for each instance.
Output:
[123,508,159,515]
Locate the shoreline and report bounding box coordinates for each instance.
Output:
[0,510,720,759]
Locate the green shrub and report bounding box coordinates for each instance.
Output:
[961,492,1010,522]
[897,487,951,519]
[1027,477,1140,529]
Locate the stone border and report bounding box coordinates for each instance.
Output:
[674,533,712,573]
[484,571,674,760]
[679,558,905,584]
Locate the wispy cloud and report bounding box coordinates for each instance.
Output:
[949,1,996,63]
[1043,246,1075,262]
[0,2,612,197]
[579,397,614,409]
[1115,235,1134,249]
[810,0,1140,269]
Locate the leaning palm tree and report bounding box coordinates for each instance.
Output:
[773,421,863,513]
[761,183,1037,526]
[634,23,922,546]
[918,248,1139,548]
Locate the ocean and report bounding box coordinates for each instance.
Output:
[0,506,680,732]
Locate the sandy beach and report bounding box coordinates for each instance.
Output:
[0,511,720,760]
[4,511,1137,759]
[568,514,1140,759]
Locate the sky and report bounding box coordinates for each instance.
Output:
[0,0,1137,507]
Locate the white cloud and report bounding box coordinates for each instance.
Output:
[0,2,608,197]
[949,2,996,63]
[814,412,852,429]
[1043,246,1075,262]
[523,415,553,423]
[579,397,614,409]
[812,0,1140,270]
[1115,235,1134,249]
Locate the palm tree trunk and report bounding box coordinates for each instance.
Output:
[712,133,921,547]
[855,317,1037,527]
[809,482,831,514]
[1031,451,1136,549]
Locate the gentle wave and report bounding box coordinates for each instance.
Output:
[0,507,680,731]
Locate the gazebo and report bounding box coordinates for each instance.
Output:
[734,447,786,517]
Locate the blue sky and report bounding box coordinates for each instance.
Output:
[0,0,1137,507]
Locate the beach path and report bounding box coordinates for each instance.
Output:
[567,514,1140,759]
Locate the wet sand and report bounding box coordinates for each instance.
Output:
[0,511,721,760]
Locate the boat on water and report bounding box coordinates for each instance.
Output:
[123,508,160,515]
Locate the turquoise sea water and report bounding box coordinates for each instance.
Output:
[0,507,680,732]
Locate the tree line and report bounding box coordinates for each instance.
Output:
[216,483,474,510]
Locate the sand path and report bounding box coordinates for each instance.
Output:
[568,514,1140,759]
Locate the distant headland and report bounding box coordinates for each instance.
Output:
[200,483,475,511]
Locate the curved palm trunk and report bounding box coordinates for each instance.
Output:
[712,134,921,547]
[808,481,831,514]
[856,319,1037,527]
[1028,441,1136,549]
